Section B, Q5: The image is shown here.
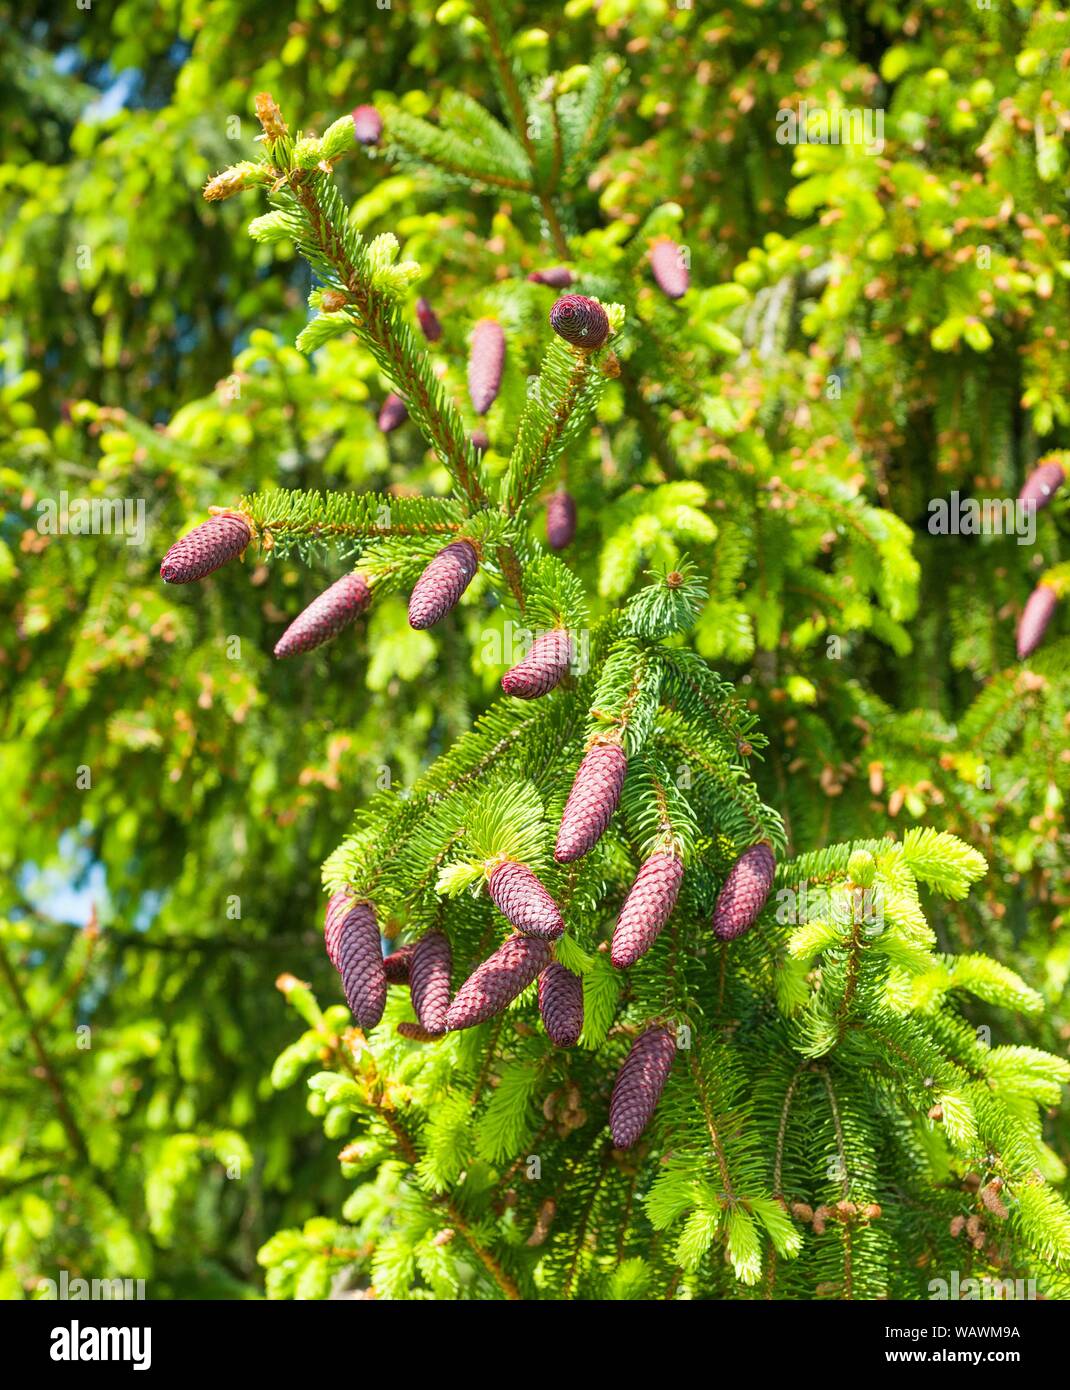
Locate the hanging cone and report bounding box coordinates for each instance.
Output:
[554,743,628,863]
[609,1025,677,1149]
[383,944,416,984]
[712,843,775,942]
[549,294,610,351]
[409,930,452,1035]
[546,490,577,551]
[274,572,371,658]
[1017,583,1058,659]
[397,1021,442,1043]
[501,629,573,698]
[537,962,584,1047]
[415,297,442,343]
[324,894,386,1029]
[1018,460,1065,512]
[160,513,251,584]
[487,861,564,940]
[528,266,574,288]
[445,934,551,1031]
[408,540,479,629]
[378,392,408,433]
[611,853,684,969]
[351,105,383,146]
[650,238,689,299]
[468,319,505,415]
[470,429,490,453]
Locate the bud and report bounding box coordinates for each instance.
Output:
[203,163,263,202]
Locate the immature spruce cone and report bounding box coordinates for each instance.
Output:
[468,319,505,415]
[1018,460,1065,512]
[383,944,416,984]
[546,490,577,551]
[351,104,383,146]
[712,843,775,942]
[397,1021,441,1043]
[1017,583,1058,659]
[415,297,442,343]
[470,429,490,453]
[446,934,551,1031]
[501,629,573,698]
[407,540,479,629]
[487,861,565,940]
[609,1025,676,1149]
[537,963,584,1047]
[611,853,684,969]
[324,894,386,1029]
[528,266,574,288]
[554,743,628,863]
[274,572,371,658]
[378,392,408,433]
[410,930,452,1035]
[549,295,610,350]
[650,238,689,299]
[160,513,251,584]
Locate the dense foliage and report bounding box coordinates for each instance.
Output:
[2,0,1068,1302]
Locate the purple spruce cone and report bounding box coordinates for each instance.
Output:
[549,294,610,351]
[468,318,505,416]
[351,105,383,147]
[1017,583,1058,659]
[408,540,479,629]
[650,238,690,299]
[1018,460,1065,513]
[612,853,684,969]
[409,930,452,1035]
[487,861,565,940]
[528,266,575,288]
[537,963,584,1047]
[555,742,628,863]
[501,629,574,699]
[324,893,386,1029]
[415,297,442,343]
[610,1025,677,1149]
[378,392,408,433]
[712,843,776,942]
[160,513,251,584]
[383,944,416,984]
[445,934,552,1031]
[546,490,577,551]
[274,572,371,658]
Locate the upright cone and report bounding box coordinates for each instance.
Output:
[408,540,479,629]
[501,629,573,698]
[712,843,775,942]
[160,513,251,584]
[612,853,684,968]
[555,743,628,863]
[468,319,505,415]
[410,930,452,1035]
[546,490,577,551]
[324,893,386,1029]
[415,297,442,343]
[274,572,370,658]
[609,1025,676,1149]
[537,963,584,1047]
[446,934,551,1031]
[549,294,610,351]
[487,861,564,940]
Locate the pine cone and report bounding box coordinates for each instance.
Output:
[549,294,610,350]
[609,1025,676,1149]
[378,392,408,433]
[712,843,776,942]
[1017,583,1058,659]
[407,540,479,629]
[555,743,628,863]
[546,490,577,551]
[160,513,251,584]
[410,930,452,1035]
[612,853,684,968]
[274,572,371,658]
[383,944,415,984]
[325,895,386,1029]
[1018,460,1065,512]
[501,629,573,698]
[487,861,564,940]
[351,105,383,146]
[537,963,584,1047]
[650,238,689,299]
[528,266,574,287]
[468,318,505,415]
[415,297,442,343]
[446,934,551,1031]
